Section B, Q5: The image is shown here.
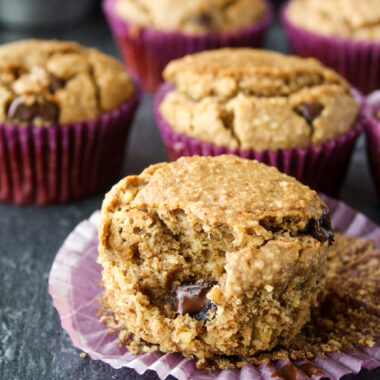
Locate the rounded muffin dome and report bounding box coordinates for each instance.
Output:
[114,0,268,34]
[159,48,359,152]
[286,0,380,41]
[0,39,135,126]
[98,155,333,369]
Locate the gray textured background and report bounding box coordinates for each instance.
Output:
[0,4,380,380]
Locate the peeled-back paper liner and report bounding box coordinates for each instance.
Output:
[0,83,141,205]
[49,195,380,380]
[153,83,364,196]
[281,1,380,95]
[102,0,273,92]
[364,91,380,198]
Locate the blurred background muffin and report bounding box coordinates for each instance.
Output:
[154,48,364,195]
[103,0,273,92]
[364,92,380,199]
[282,0,380,94]
[0,39,141,204]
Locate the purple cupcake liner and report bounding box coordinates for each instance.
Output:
[364,91,380,198]
[48,195,380,380]
[0,82,142,205]
[102,0,273,92]
[154,83,364,196]
[281,1,380,95]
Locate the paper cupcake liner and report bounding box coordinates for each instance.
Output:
[102,0,273,92]
[0,83,142,205]
[364,91,380,198]
[48,195,380,380]
[281,2,380,95]
[153,83,364,196]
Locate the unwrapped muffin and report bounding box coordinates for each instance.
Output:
[282,0,380,94]
[103,0,273,91]
[0,39,141,204]
[98,155,333,368]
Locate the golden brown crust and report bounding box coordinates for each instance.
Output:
[0,39,134,126]
[115,0,267,34]
[98,156,330,367]
[287,0,380,41]
[160,49,359,151]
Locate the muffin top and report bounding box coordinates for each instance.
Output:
[0,39,135,126]
[102,155,331,239]
[286,0,380,41]
[160,48,359,151]
[114,0,267,34]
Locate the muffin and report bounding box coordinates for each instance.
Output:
[364,91,380,198]
[0,39,141,204]
[103,0,273,91]
[282,0,380,94]
[98,155,333,369]
[154,48,364,195]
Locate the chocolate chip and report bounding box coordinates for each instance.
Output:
[37,102,59,124]
[172,281,217,321]
[48,74,64,93]
[188,12,213,27]
[8,97,38,123]
[295,102,324,124]
[307,206,334,244]
[8,97,59,124]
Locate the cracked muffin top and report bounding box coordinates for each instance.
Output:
[0,39,135,126]
[102,155,330,235]
[160,48,359,151]
[114,0,267,34]
[286,0,380,41]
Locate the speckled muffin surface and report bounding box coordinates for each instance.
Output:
[286,0,380,41]
[98,155,333,368]
[160,48,359,151]
[0,39,135,126]
[114,0,267,34]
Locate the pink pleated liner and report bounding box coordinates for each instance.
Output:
[154,83,364,197]
[281,1,380,95]
[0,81,142,205]
[363,91,380,198]
[102,0,274,93]
[48,195,380,380]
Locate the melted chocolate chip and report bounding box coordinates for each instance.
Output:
[8,97,59,124]
[298,362,324,377]
[8,97,37,123]
[307,206,334,244]
[296,102,324,124]
[271,364,302,380]
[189,12,213,27]
[172,281,217,321]
[37,102,59,124]
[48,74,64,93]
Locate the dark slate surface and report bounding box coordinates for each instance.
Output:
[0,4,380,380]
